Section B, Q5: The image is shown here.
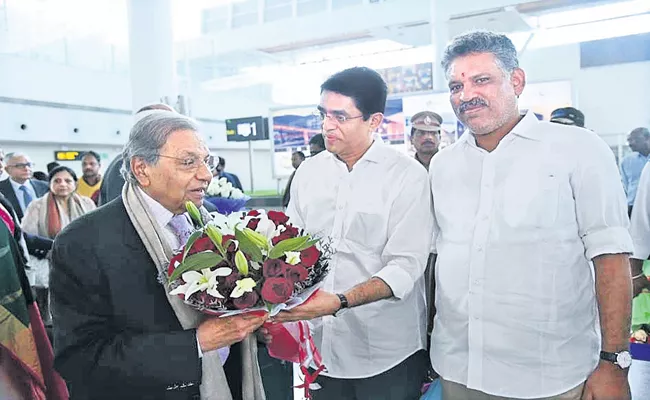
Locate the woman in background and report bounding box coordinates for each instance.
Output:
[21,166,96,325]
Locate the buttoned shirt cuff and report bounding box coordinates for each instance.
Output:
[582,227,634,261]
[196,333,203,358]
[373,263,416,300]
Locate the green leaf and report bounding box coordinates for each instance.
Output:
[235,228,264,263]
[268,236,310,259]
[169,252,223,282]
[241,228,269,251]
[205,224,225,255]
[182,230,204,262]
[296,238,320,252]
[235,250,249,276]
[185,201,204,227]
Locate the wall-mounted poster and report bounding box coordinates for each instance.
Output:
[271,99,406,178]
[377,63,433,95]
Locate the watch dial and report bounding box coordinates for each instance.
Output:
[617,352,632,368]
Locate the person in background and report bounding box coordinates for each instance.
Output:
[410,111,442,171]
[32,171,49,182]
[621,127,650,216]
[76,151,102,202]
[549,106,585,128]
[0,148,8,181]
[629,162,650,296]
[281,151,305,208]
[0,152,49,221]
[309,133,326,155]
[50,112,267,400]
[21,166,96,326]
[46,162,60,174]
[98,103,176,206]
[215,157,243,191]
[430,30,632,400]
[277,67,432,400]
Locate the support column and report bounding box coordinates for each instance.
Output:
[127,0,177,111]
[430,0,451,92]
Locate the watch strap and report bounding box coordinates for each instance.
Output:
[336,293,349,310]
[600,351,618,364]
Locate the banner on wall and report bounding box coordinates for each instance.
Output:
[271,99,405,178]
[377,63,433,95]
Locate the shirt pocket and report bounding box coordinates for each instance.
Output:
[501,170,561,229]
[344,207,387,251]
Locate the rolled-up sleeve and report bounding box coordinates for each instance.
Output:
[631,163,650,260]
[572,133,633,261]
[374,167,433,299]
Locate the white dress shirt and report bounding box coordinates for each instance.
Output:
[430,111,633,398]
[630,163,650,260]
[9,178,38,213]
[287,140,433,379]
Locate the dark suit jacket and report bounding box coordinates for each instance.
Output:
[50,198,240,400]
[0,178,49,221]
[0,182,53,258]
[98,156,218,212]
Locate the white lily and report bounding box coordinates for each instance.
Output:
[230,278,257,298]
[285,251,301,265]
[209,212,245,236]
[170,267,231,299]
[255,214,278,239]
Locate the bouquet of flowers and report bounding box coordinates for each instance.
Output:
[204,177,250,214]
[167,202,330,396]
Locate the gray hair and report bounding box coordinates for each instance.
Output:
[631,127,650,138]
[441,30,519,79]
[5,152,30,164]
[120,112,200,183]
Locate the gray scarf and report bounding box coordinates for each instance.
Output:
[121,182,266,400]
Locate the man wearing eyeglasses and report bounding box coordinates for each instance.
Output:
[410,111,443,171]
[276,67,432,399]
[0,152,49,221]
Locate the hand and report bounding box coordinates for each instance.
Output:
[197,312,268,352]
[633,276,650,298]
[272,290,341,323]
[582,361,630,400]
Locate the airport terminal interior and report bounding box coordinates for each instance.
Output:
[1,0,650,399]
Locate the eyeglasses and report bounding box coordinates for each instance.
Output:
[7,162,33,169]
[314,110,364,125]
[157,154,215,172]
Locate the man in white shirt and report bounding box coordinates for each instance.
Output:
[430,31,634,400]
[621,127,650,216]
[276,67,433,399]
[629,163,650,295]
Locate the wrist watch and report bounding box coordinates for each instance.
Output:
[600,350,632,369]
[334,293,349,317]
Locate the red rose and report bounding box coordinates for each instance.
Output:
[267,210,290,226]
[247,210,260,217]
[284,264,308,283]
[222,235,236,252]
[168,252,184,276]
[300,246,320,267]
[233,291,260,310]
[247,218,260,230]
[271,226,300,245]
[263,259,285,278]
[261,277,293,304]
[188,237,215,255]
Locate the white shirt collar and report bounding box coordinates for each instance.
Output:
[9,178,32,191]
[137,186,175,229]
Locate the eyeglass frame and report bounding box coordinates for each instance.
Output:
[155,154,215,172]
[314,107,365,125]
[6,162,34,169]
